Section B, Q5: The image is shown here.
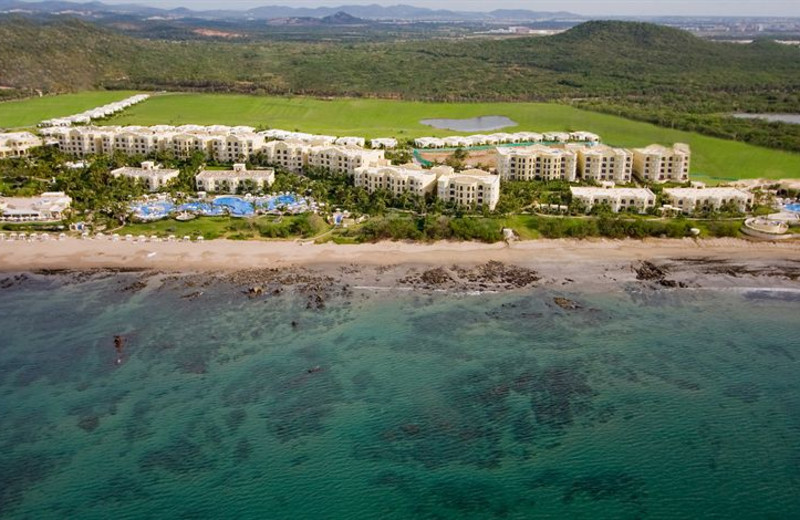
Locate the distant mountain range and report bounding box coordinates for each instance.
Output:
[0,0,583,22]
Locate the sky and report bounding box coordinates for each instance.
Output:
[20,1,800,17]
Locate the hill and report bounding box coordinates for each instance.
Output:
[1,18,798,152]
[2,18,798,98]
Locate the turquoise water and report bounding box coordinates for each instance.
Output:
[132,194,305,220]
[1,274,799,518]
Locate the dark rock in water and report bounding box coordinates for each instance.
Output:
[113,335,126,354]
[291,320,299,328]
[78,415,100,432]
[247,286,263,297]
[657,279,687,288]
[307,366,323,374]
[634,261,667,281]
[553,297,582,310]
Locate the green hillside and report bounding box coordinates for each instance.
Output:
[2,17,798,101]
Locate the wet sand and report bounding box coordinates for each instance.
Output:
[1,237,798,292]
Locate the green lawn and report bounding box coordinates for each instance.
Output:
[120,214,330,240]
[102,92,800,182]
[5,91,799,181]
[0,91,141,129]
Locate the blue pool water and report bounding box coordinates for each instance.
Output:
[131,195,305,220]
[785,203,800,213]
[214,196,256,217]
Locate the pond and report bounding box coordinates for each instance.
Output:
[420,115,517,132]
[732,113,800,125]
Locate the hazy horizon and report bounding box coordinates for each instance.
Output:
[10,0,800,17]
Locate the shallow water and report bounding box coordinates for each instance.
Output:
[420,116,517,132]
[0,274,799,519]
[732,113,800,124]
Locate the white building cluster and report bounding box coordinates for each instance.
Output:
[354,164,501,210]
[570,184,656,214]
[111,161,180,192]
[0,192,72,222]
[497,143,690,184]
[196,164,275,193]
[663,185,753,214]
[414,131,599,149]
[39,94,150,127]
[43,125,390,175]
[0,132,43,159]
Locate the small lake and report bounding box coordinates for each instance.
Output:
[420,115,517,132]
[732,113,800,124]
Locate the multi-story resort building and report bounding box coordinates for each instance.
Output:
[195,164,275,194]
[262,140,309,173]
[437,169,501,210]
[570,184,656,214]
[0,132,43,158]
[0,192,72,222]
[496,145,578,181]
[111,161,180,192]
[305,145,389,175]
[663,186,753,214]
[575,145,633,183]
[632,143,691,183]
[43,125,265,162]
[354,164,454,197]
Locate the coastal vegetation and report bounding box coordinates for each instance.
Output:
[1,147,756,242]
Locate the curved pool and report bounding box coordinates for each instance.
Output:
[785,203,800,213]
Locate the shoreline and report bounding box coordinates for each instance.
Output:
[1,237,799,295]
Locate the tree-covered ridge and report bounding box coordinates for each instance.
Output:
[2,17,798,99]
[2,17,799,152]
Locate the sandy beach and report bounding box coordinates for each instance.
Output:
[1,237,799,293]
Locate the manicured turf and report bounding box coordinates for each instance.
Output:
[0,91,141,128]
[6,91,800,181]
[101,92,800,182]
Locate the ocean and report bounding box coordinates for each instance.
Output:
[1,272,799,519]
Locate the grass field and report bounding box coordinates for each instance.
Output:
[101,93,800,182]
[5,91,800,181]
[0,91,141,128]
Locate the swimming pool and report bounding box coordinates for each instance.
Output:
[131,194,313,221]
[213,196,255,217]
[785,203,800,213]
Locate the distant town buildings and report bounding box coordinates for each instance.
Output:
[111,161,180,192]
[0,132,43,158]
[437,169,501,211]
[570,184,656,214]
[195,164,275,194]
[0,192,72,221]
[496,145,577,181]
[632,143,691,183]
[663,185,753,213]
